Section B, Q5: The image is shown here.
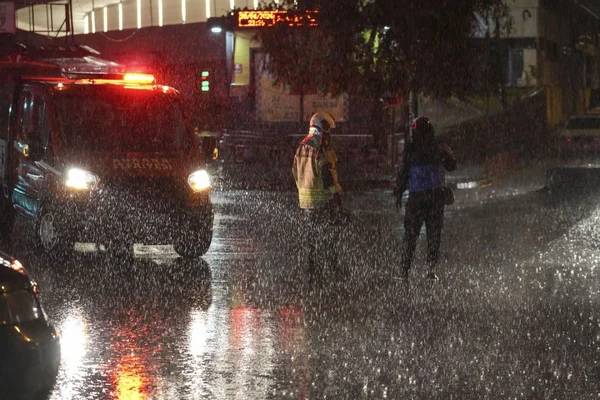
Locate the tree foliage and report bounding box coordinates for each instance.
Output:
[257,0,505,100]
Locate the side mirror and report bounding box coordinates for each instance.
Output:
[200,136,219,162]
[15,141,37,160]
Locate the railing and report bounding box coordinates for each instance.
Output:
[218,131,382,166]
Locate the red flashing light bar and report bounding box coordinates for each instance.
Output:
[236,10,318,29]
[123,72,155,84]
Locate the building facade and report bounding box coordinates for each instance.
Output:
[495,0,600,125]
[13,0,349,132]
[14,0,600,132]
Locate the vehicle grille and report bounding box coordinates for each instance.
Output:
[95,177,186,215]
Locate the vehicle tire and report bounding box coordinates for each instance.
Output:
[36,364,59,400]
[174,228,212,259]
[36,206,73,259]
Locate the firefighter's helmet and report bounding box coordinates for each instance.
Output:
[309,112,336,132]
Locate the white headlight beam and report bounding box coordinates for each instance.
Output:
[64,168,98,191]
[187,169,211,192]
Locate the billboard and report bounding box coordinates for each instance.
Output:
[236,10,318,29]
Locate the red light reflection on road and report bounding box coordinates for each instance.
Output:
[113,356,149,400]
[278,306,304,346]
[109,324,154,400]
[277,306,310,400]
[230,306,261,349]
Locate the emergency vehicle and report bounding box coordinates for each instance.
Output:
[0,44,214,258]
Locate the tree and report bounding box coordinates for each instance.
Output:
[254,2,360,123]
[257,0,505,110]
[257,26,330,123]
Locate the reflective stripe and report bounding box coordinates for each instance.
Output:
[298,188,332,209]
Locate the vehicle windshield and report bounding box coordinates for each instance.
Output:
[566,117,600,129]
[55,88,189,153]
[0,290,41,325]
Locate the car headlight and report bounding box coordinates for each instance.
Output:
[187,169,211,192]
[65,168,98,191]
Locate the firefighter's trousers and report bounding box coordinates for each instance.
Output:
[300,206,342,274]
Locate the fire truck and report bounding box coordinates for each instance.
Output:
[0,44,214,259]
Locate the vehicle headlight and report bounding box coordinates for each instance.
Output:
[187,169,211,192]
[9,260,26,275]
[65,168,98,191]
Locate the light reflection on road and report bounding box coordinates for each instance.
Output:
[183,293,279,399]
[53,308,89,400]
[111,352,150,400]
[21,188,600,399]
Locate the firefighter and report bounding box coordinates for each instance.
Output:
[394,117,457,280]
[292,112,344,272]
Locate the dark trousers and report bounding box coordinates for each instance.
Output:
[401,190,445,272]
[300,206,340,273]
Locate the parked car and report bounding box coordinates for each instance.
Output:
[558,114,600,159]
[0,250,60,397]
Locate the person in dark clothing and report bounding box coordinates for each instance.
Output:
[394,117,457,280]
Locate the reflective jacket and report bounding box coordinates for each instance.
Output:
[292,134,341,209]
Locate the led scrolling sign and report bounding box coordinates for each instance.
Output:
[236,10,319,28]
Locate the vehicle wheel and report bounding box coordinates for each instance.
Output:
[36,364,59,399]
[36,207,73,258]
[174,228,212,258]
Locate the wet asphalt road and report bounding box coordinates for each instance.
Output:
[6,186,600,399]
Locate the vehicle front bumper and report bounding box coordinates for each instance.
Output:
[52,190,214,244]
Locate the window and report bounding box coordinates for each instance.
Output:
[35,100,50,149]
[0,290,41,325]
[567,117,600,130]
[507,48,524,87]
[17,91,33,142]
[16,89,51,151]
[56,89,188,153]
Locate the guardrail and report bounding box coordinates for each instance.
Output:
[209,131,396,190]
[218,132,384,165]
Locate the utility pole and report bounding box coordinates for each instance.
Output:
[408,89,418,140]
[494,14,506,109]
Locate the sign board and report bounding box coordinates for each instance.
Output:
[236,10,318,29]
[0,2,15,34]
[508,7,538,38]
